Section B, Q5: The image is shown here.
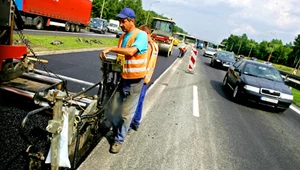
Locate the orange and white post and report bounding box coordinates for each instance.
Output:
[187,45,198,73]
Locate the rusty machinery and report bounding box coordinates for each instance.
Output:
[0,0,122,169]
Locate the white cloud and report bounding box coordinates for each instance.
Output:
[232,24,257,35]
[142,0,300,43]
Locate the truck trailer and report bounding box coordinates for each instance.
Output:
[15,0,93,32]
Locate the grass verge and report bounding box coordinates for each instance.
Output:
[13,34,119,52]
[292,88,300,106]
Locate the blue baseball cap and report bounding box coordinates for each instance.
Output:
[117,8,136,19]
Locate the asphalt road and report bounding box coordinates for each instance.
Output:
[78,50,300,170]
[1,47,300,170]
[0,47,180,170]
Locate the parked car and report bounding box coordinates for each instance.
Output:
[222,60,293,112]
[90,18,107,34]
[210,51,236,69]
[116,30,124,38]
[203,47,216,57]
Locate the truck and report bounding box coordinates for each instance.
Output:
[14,0,93,32]
[90,18,108,34]
[107,19,120,34]
[150,17,176,57]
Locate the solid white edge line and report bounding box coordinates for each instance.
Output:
[147,58,180,93]
[193,85,200,117]
[35,69,97,87]
[290,105,300,115]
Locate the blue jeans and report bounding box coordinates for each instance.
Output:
[131,83,148,129]
[181,51,187,58]
[106,78,143,143]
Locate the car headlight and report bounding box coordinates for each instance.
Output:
[216,59,221,62]
[280,93,293,100]
[244,85,260,93]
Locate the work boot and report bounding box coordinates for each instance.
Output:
[131,125,139,131]
[110,142,122,153]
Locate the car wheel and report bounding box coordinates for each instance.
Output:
[232,85,240,99]
[222,75,228,87]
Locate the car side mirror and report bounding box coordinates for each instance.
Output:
[234,68,240,72]
[234,68,241,76]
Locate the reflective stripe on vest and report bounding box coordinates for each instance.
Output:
[117,29,148,79]
[144,41,158,84]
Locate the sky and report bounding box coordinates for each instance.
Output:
[142,0,300,44]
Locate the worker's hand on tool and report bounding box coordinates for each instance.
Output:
[100,47,113,60]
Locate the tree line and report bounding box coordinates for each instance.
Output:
[92,0,300,68]
[91,0,186,33]
[221,34,300,67]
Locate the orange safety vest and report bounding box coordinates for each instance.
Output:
[144,41,159,84]
[180,46,187,52]
[117,29,148,79]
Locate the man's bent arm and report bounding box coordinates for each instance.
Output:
[110,46,138,56]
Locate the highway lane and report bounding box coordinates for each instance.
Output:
[34,48,180,93]
[79,49,300,170]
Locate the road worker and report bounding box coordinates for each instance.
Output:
[129,24,159,132]
[99,8,148,153]
[178,45,187,58]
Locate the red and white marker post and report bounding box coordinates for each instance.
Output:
[188,45,198,73]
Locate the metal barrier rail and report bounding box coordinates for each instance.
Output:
[279,70,300,90]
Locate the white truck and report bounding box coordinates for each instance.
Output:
[107,19,120,34]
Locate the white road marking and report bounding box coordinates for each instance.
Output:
[193,85,200,117]
[35,69,97,87]
[290,105,300,114]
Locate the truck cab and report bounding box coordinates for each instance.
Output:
[151,17,176,57]
[90,18,107,34]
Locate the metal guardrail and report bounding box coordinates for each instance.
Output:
[279,70,300,90]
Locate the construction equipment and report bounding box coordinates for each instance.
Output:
[150,17,176,57]
[0,1,121,169]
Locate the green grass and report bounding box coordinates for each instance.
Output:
[13,34,119,52]
[292,88,300,106]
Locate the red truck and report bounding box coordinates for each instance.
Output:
[15,0,93,32]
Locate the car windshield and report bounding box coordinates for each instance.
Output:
[243,63,283,82]
[185,37,197,44]
[152,20,174,33]
[92,18,107,25]
[206,47,215,52]
[217,51,235,59]
[109,23,118,28]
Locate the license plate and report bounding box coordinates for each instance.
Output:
[261,97,278,104]
[223,64,230,67]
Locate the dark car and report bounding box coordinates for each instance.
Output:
[222,60,293,112]
[210,51,236,69]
